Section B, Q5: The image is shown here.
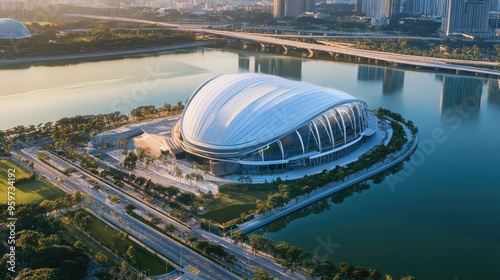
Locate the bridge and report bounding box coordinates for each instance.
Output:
[64,14,500,78]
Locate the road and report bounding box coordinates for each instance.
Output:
[17,147,304,280]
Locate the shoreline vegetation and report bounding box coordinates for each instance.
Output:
[0,41,218,66]
[0,19,223,66]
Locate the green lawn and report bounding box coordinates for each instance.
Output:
[202,190,273,224]
[0,159,65,204]
[71,209,172,276]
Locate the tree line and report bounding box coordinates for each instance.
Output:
[0,204,88,280]
[0,21,196,59]
[331,37,500,63]
[1,101,185,156]
[100,167,201,221]
[247,234,416,280]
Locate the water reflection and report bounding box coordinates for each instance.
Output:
[253,55,302,80]
[440,76,482,119]
[258,162,404,234]
[357,66,384,82]
[238,54,250,71]
[259,182,371,234]
[382,69,405,94]
[487,79,500,106]
[357,66,405,94]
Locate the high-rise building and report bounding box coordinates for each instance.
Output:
[491,0,500,11]
[437,0,448,17]
[362,0,386,20]
[0,0,27,11]
[443,0,491,37]
[445,0,466,35]
[385,0,401,19]
[355,0,362,12]
[464,0,491,35]
[273,0,314,17]
[403,0,441,15]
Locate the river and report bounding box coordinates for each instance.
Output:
[1,48,499,279]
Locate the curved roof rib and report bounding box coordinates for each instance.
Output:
[179,73,366,157]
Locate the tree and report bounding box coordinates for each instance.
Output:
[81,216,93,232]
[151,217,162,225]
[252,267,274,280]
[400,276,417,280]
[17,230,43,250]
[59,258,88,280]
[232,230,248,244]
[124,203,136,212]
[15,268,59,280]
[338,262,354,278]
[165,186,180,200]
[73,190,83,204]
[96,138,112,155]
[369,268,382,280]
[165,223,176,234]
[136,147,150,161]
[173,166,183,180]
[176,192,196,206]
[80,155,99,170]
[126,245,137,264]
[311,258,336,279]
[250,234,273,253]
[352,266,369,280]
[95,252,109,265]
[117,136,128,148]
[123,151,138,170]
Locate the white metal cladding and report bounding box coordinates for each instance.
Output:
[0,18,31,39]
[179,73,367,157]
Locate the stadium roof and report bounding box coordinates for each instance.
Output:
[0,18,31,39]
[179,73,365,155]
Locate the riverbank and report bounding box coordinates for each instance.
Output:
[238,121,418,233]
[0,40,217,67]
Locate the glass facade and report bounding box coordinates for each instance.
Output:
[239,101,368,169]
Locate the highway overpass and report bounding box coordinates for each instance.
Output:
[65,14,500,78]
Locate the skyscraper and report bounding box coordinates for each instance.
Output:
[385,0,401,19]
[437,0,448,17]
[491,0,500,11]
[355,0,363,12]
[445,0,466,35]
[362,0,386,21]
[465,0,491,34]
[273,0,314,18]
[444,0,491,37]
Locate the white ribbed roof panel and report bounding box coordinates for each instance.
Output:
[180,73,364,152]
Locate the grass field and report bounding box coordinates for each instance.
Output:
[202,190,272,224]
[71,209,172,276]
[0,159,65,204]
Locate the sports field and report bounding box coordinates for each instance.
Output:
[0,159,65,204]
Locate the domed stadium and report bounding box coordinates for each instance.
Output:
[172,73,377,176]
[0,18,31,39]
